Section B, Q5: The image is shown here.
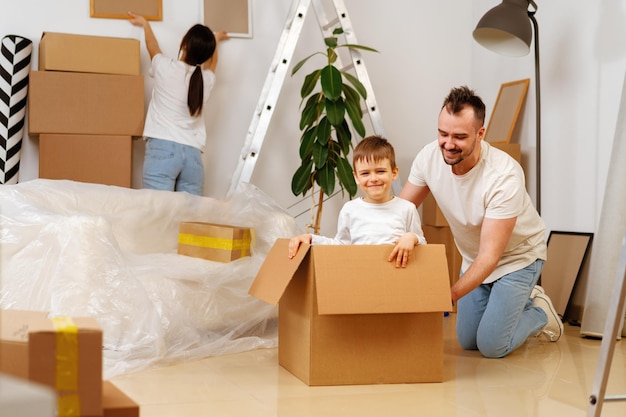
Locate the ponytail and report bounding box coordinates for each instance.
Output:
[188,65,204,117]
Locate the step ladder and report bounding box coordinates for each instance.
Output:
[588,230,626,417]
[227,0,385,196]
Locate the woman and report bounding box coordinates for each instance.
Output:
[129,13,229,195]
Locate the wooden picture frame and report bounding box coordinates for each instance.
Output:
[90,0,163,21]
[484,78,530,144]
[204,0,252,38]
[540,231,594,317]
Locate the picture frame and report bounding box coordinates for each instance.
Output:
[90,0,163,21]
[539,231,594,317]
[204,0,252,38]
[484,78,530,144]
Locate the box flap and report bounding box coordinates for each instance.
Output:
[0,309,49,342]
[248,238,310,304]
[313,244,452,314]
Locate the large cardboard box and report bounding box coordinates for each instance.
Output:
[39,134,132,187]
[28,316,103,417]
[0,310,49,379]
[490,141,521,164]
[178,222,252,263]
[39,32,140,76]
[249,239,452,386]
[28,70,144,136]
[102,381,140,417]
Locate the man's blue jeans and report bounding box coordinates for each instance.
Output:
[142,138,204,195]
[456,259,547,358]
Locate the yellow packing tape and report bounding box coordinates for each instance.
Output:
[51,316,81,417]
[178,230,251,257]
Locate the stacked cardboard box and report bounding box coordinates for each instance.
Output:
[249,239,452,386]
[0,309,139,417]
[29,32,144,188]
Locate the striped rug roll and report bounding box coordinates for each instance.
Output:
[1,34,33,185]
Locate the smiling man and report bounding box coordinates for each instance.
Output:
[399,86,562,358]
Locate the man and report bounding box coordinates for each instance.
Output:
[398,86,562,358]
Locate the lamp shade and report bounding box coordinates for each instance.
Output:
[473,0,532,57]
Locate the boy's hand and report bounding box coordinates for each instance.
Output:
[388,233,418,268]
[288,234,312,259]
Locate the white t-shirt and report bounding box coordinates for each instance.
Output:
[408,140,546,284]
[142,53,216,151]
[311,196,427,245]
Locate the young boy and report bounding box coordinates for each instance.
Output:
[288,136,426,268]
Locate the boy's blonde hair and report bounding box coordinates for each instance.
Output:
[352,135,397,170]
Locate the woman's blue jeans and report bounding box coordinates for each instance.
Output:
[142,138,204,195]
[456,259,547,358]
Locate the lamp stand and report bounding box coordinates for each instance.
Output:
[529,8,541,215]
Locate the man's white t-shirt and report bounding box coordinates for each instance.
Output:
[311,196,427,245]
[408,140,546,284]
[142,54,216,151]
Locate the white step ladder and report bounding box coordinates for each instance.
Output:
[228,0,385,196]
[587,230,626,417]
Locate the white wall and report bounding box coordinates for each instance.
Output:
[2,0,624,239]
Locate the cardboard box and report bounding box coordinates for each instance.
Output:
[39,32,140,76]
[0,310,49,379]
[39,134,132,187]
[178,222,252,263]
[28,70,144,136]
[249,239,452,386]
[423,225,462,312]
[28,316,103,417]
[103,381,140,417]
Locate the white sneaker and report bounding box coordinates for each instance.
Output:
[531,285,545,299]
[533,293,564,342]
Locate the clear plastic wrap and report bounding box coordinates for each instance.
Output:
[0,179,300,378]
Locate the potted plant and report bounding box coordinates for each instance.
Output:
[290,28,378,234]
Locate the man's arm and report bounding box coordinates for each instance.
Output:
[450,216,516,302]
[398,181,429,208]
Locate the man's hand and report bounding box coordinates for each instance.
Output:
[388,232,418,268]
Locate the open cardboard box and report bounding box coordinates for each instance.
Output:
[249,239,452,386]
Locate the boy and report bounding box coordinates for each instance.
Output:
[288,136,426,268]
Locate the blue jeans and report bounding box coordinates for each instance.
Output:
[456,259,547,358]
[142,138,204,195]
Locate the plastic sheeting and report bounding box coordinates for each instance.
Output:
[0,179,300,378]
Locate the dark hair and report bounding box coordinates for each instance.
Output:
[352,135,397,170]
[179,24,217,117]
[441,86,486,127]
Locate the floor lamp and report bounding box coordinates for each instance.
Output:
[473,0,541,214]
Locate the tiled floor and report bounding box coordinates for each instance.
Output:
[110,315,626,417]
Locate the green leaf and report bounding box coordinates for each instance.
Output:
[292,160,314,196]
[335,120,352,155]
[301,70,321,98]
[299,93,322,130]
[313,141,329,168]
[324,36,338,49]
[299,127,317,159]
[332,28,344,36]
[337,156,358,197]
[346,100,366,137]
[291,52,324,75]
[337,44,379,53]
[316,117,332,145]
[343,84,363,119]
[320,65,342,101]
[343,72,367,99]
[325,97,345,126]
[317,164,335,196]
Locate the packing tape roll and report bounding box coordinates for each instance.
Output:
[51,316,81,417]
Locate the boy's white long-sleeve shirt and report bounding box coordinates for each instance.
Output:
[311,197,427,246]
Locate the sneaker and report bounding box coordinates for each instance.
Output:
[531,285,545,299]
[533,293,564,342]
